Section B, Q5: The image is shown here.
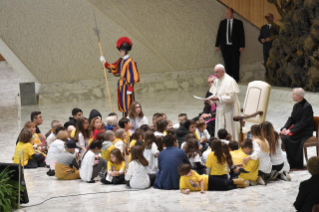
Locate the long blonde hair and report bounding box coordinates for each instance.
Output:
[250,124,270,153]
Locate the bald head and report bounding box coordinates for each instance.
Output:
[292,88,305,102]
[214,64,225,79]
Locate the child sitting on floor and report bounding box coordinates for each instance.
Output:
[201,137,218,164]
[125,145,156,189]
[119,118,131,154]
[279,143,291,181]
[99,131,116,163]
[179,163,247,194]
[154,119,167,137]
[230,139,259,186]
[89,117,105,143]
[217,129,230,144]
[101,148,126,185]
[183,138,206,174]
[113,129,126,154]
[195,119,209,153]
[80,140,107,183]
[73,117,90,150]
[143,131,160,173]
[47,120,62,148]
[105,114,118,131]
[130,128,144,147]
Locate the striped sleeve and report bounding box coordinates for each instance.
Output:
[127,61,140,84]
[105,59,121,75]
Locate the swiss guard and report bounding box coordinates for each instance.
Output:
[100,37,140,118]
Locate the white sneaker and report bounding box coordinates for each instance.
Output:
[257,176,265,185]
[244,180,251,186]
[282,171,291,181]
[250,180,258,186]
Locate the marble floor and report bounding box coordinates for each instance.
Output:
[0,62,318,212]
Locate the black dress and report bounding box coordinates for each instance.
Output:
[281,99,313,169]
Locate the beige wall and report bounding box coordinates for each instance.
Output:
[0,0,263,85]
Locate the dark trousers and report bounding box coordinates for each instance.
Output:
[211,174,228,179]
[221,45,240,82]
[272,163,284,171]
[208,175,236,191]
[263,50,269,75]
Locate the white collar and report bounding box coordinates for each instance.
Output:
[123,54,130,60]
[227,18,233,22]
[268,24,271,27]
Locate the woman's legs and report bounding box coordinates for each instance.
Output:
[208,176,236,191]
[269,163,284,180]
[92,158,107,180]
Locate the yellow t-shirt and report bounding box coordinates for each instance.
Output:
[230,148,247,165]
[13,142,35,165]
[32,133,42,145]
[163,131,167,135]
[70,129,76,138]
[101,145,116,162]
[179,170,209,191]
[107,160,126,172]
[194,131,200,141]
[88,138,93,147]
[205,151,227,176]
[125,131,130,144]
[130,139,137,147]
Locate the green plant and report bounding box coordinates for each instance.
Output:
[0,166,24,212]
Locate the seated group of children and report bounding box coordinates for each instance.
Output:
[13,108,291,187]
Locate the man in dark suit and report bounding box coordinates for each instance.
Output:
[258,13,279,76]
[280,88,314,169]
[294,156,319,212]
[215,8,245,82]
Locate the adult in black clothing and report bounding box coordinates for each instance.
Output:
[280,88,313,169]
[64,108,83,129]
[215,8,245,82]
[294,156,319,212]
[16,111,44,145]
[193,75,216,136]
[88,109,102,125]
[258,13,279,75]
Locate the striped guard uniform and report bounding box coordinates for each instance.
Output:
[105,55,140,117]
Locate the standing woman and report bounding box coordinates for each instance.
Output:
[100,37,140,118]
[127,102,148,134]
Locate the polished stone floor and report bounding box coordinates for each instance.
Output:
[0,62,317,212]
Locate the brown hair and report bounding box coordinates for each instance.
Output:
[128,102,144,119]
[132,128,144,140]
[226,133,232,142]
[75,117,89,140]
[131,145,148,166]
[183,138,200,158]
[110,148,125,164]
[24,121,35,129]
[209,137,220,150]
[19,130,32,143]
[143,130,156,149]
[139,124,150,132]
[156,119,168,133]
[185,133,196,141]
[178,163,191,176]
[56,130,69,141]
[196,119,206,128]
[307,156,319,175]
[89,117,101,137]
[96,132,105,141]
[241,139,253,150]
[250,124,270,153]
[31,111,41,122]
[260,121,279,156]
[222,143,233,168]
[155,136,164,152]
[212,139,226,165]
[228,141,239,151]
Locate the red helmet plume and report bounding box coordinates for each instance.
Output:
[116,37,132,51]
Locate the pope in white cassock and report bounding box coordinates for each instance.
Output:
[206,64,241,141]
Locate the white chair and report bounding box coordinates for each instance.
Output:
[233,81,271,143]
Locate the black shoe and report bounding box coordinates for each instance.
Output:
[46,169,55,176]
[39,162,47,167]
[101,178,112,184]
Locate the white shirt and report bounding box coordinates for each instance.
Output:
[46,139,65,166]
[127,115,148,134]
[123,54,130,60]
[114,140,124,153]
[154,131,164,137]
[226,18,233,45]
[220,139,230,144]
[196,129,210,140]
[47,133,56,148]
[76,133,87,149]
[202,148,212,164]
[250,140,272,174]
[270,138,284,165]
[80,150,95,182]
[173,123,180,129]
[267,24,271,29]
[125,160,151,189]
[189,153,202,168]
[143,142,159,173]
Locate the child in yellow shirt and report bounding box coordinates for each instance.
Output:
[101,148,126,185]
[130,128,144,147]
[179,163,247,194]
[98,131,116,162]
[229,140,259,185]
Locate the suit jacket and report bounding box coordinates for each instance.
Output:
[282,98,313,138]
[258,24,279,54]
[294,175,319,212]
[215,18,245,51]
[153,147,190,189]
